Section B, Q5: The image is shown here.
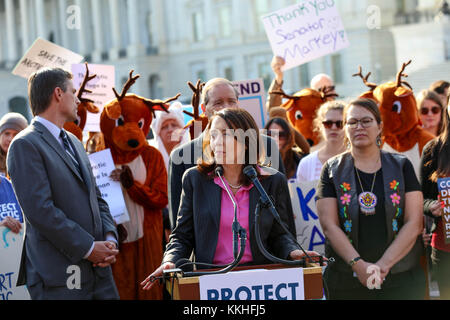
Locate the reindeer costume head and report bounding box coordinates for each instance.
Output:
[64,62,100,141]
[270,87,337,146]
[100,70,180,164]
[352,60,434,154]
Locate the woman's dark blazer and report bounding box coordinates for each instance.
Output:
[163,166,298,266]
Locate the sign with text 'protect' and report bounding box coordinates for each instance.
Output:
[12,38,83,79]
[199,268,304,300]
[262,1,349,71]
[437,177,450,244]
[88,149,129,225]
[232,79,267,129]
[288,180,325,256]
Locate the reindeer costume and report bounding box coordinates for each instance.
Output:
[100,70,180,300]
[352,61,434,178]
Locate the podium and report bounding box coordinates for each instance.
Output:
[166,264,323,300]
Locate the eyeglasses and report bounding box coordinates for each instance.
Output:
[322,120,343,129]
[420,106,441,115]
[267,130,288,139]
[346,117,375,129]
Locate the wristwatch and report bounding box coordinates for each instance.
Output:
[349,256,361,266]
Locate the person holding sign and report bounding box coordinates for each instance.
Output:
[142,108,317,291]
[420,96,450,299]
[7,68,119,300]
[317,98,425,300]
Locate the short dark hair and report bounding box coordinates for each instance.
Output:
[28,67,73,116]
[429,80,450,95]
[198,108,265,185]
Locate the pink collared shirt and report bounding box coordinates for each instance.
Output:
[212,177,254,265]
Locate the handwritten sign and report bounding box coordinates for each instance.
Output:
[288,180,325,255]
[437,177,450,244]
[72,63,116,132]
[232,79,267,128]
[0,227,30,300]
[199,268,304,300]
[12,38,83,79]
[88,149,129,225]
[262,1,349,71]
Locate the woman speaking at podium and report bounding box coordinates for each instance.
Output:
[142,108,317,290]
[316,99,425,300]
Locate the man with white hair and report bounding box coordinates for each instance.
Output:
[310,73,337,100]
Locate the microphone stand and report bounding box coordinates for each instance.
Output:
[244,166,324,266]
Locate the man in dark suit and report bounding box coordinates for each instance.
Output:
[168,78,285,230]
[7,67,119,300]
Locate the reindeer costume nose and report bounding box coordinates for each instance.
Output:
[127,139,139,148]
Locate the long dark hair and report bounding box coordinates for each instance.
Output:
[197,108,265,185]
[429,103,450,182]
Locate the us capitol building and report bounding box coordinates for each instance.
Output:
[0,0,448,120]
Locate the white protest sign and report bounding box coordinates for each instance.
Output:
[232,79,267,128]
[199,268,304,300]
[0,227,30,300]
[262,1,349,71]
[72,63,116,132]
[88,149,129,224]
[288,180,325,256]
[12,38,83,79]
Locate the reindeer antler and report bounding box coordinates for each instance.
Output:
[183,80,205,120]
[318,86,339,100]
[113,70,140,101]
[269,88,302,101]
[143,93,181,117]
[352,66,377,91]
[77,62,97,103]
[395,60,412,90]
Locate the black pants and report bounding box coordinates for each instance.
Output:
[431,247,450,299]
[324,265,426,300]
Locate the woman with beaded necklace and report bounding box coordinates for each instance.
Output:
[316,98,425,300]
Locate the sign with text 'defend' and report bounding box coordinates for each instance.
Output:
[232,79,266,129]
[437,177,450,244]
[88,149,129,225]
[12,38,84,79]
[199,268,304,300]
[0,226,30,300]
[262,1,349,71]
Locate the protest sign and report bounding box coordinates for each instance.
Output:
[199,268,304,300]
[72,63,116,132]
[89,149,129,224]
[232,79,267,128]
[437,177,450,244]
[0,226,30,300]
[288,180,325,255]
[262,1,349,71]
[12,38,83,79]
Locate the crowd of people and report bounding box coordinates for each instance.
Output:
[0,56,449,301]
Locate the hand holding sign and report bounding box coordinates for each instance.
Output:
[262,1,349,71]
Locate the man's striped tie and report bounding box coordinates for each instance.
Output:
[60,130,81,174]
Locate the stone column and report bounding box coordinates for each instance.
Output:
[57,0,69,49]
[74,0,87,55]
[127,0,145,57]
[109,0,122,60]
[91,0,104,61]
[19,0,30,53]
[35,0,46,39]
[5,0,18,66]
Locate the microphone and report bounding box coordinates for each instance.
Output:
[243,165,317,265]
[215,165,240,259]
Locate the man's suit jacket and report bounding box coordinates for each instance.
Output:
[163,166,297,266]
[168,134,285,230]
[7,120,118,289]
